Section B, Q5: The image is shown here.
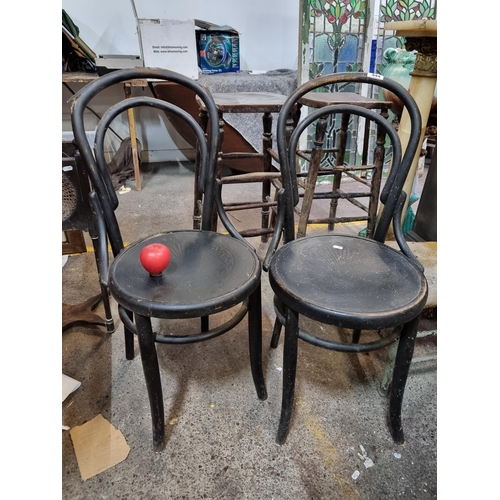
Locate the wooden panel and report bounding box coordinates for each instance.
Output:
[62,230,87,255]
[151,82,263,173]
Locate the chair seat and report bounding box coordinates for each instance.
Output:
[298,91,392,110]
[268,235,428,330]
[109,231,261,319]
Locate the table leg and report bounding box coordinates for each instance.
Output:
[328,112,350,231]
[124,84,141,191]
[297,117,327,238]
[365,113,387,239]
[212,112,225,232]
[360,116,370,179]
[194,109,209,230]
[261,112,273,242]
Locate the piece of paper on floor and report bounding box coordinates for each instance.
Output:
[69,414,130,481]
[62,374,81,402]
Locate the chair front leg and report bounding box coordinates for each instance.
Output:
[389,314,420,444]
[276,307,299,444]
[135,314,165,452]
[248,283,267,400]
[124,309,135,360]
[270,297,285,349]
[270,317,282,349]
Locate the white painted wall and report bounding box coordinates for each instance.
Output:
[62,0,300,162]
[63,0,300,72]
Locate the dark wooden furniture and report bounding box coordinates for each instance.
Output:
[62,141,114,333]
[150,82,265,175]
[62,229,86,255]
[263,73,427,445]
[196,92,290,242]
[70,68,267,451]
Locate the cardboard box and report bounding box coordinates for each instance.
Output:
[137,19,199,79]
[195,19,240,74]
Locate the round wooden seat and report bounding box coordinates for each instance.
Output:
[110,231,261,319]
[268,234,427,330]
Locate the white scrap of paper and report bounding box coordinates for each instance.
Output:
[352,470,360,480]
[63,373,81,402]
[358,444,374,468]
[394,452,402,459]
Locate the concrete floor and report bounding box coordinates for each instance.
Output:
[62,161,437,499]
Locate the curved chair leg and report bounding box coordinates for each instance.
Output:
[135,314,165,452]
[276,307,299,444]
[270,299,285,348]
[389,315,420,444]
[270,317,282,349]
[201,316,209,332]
[248,283,267,400]
[381,340,398,395]
[124,309,135,360]
[352,328,361,344]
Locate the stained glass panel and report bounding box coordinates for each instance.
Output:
[298,1,437,176]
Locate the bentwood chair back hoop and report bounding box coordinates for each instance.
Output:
[70,67,267,451]
[263,72,428,445]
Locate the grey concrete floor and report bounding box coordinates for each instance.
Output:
[62,161,437,499]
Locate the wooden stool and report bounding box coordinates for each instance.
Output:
[269,91,392,238]
[196,92,291,242]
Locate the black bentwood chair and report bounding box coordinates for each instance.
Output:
[263,73,428,445]
[71,68,267,451]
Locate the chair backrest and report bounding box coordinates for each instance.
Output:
[70,68,224,257]
[276,73,422,245]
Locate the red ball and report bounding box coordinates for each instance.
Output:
[139,243,171,276]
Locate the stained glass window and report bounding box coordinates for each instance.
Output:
[299,0,437,173]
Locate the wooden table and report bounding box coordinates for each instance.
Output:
[62,71,148,190]
[196,91,290,241]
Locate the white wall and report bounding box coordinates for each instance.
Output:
[62,0,300,161]
[63,0,300,72]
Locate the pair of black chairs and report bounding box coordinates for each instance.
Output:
[69,68,427,450]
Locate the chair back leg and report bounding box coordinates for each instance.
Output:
[276,307,300,444]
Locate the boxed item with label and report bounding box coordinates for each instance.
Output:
[195,19,240,74]
[137,19,199,80]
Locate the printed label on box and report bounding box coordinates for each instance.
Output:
[138,19,198,79]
